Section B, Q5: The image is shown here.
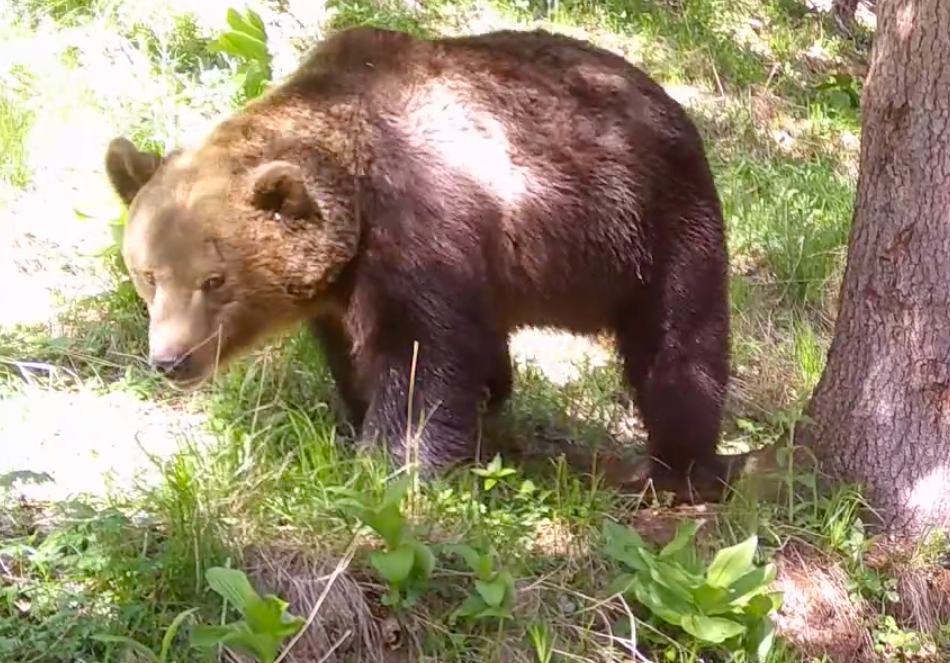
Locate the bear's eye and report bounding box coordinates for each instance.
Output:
[142,272,156,287]
[202,275,225,292]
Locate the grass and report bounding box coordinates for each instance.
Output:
[2,0,949,662]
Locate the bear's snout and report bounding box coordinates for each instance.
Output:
[149,349,197,383]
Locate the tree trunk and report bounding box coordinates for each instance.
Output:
[799,0,950,537]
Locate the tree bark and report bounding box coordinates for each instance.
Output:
[799,0,950,537]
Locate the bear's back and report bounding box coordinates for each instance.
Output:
[272,27,723,332]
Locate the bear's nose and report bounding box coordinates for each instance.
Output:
[149,352,192,379]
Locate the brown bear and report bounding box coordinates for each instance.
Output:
[103,25,732,491]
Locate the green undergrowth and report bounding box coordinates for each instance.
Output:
[5,0,948,662]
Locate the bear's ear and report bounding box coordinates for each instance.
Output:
[249,161,318,221]
[104,137,163,206]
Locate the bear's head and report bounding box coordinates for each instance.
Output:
[104,135,361,389]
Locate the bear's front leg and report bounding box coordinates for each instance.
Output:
[347,287,505,475]
[357,337,494,475]
[307,317,368,430]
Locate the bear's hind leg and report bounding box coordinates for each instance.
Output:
[613,226,730,494]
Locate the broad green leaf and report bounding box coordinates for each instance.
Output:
[679,614,747,644]
[605,572,638,598]
[159,607,199,662]
[191,621,282,663]
[382,474,412,509]
[475,578,507,607]
[245,8,267,39]
[450,593,488,622]
[409,539,435,580]
[497,569,515,594]
[604,520,645,546]
[745,591,784,618]
[724,564,776,608]
[692,583,732,614]
[216,32,269,64]
[445,543,483,572]
[644,558,701,604]
[371,543,415,584]
[488,454,503,472]
[226,7,266,43]
[629,574,693,627]
[706,535,758,589]
[659,519,701,558]
[243,593,305,640]
[91,634,159,662]
[241,61,270,100]
[476,605,514,619]
[751,616,777,660]
[189,624,240,648]
[205,567,261,614]
[602,522,651,572]
[361,503,406,548]
[476,555,495,579]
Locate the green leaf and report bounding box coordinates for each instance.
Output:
[205,567,261,614]
[643,557,702,604]
[159,607,199,662]
[216,31,269,65]
[191,622,283,663]
[476,554,496,580]
[750,616,777,661]
[659,519,701,558]
[692,583,732,615]
[361,503,406,549]
[91,634,159,663]
[243,594,305,641]
[706,535,758,589]
[243,7,268,40]
[723,564,776,609]
[371,544,415,584]
[226,7,266,43]
[679,614,747,644]
[189,624,239,649]
[628,574,694,627]
[745,591,784,618]
[445,543,483,572]
[408,539,435,581]
[450,593,488,623]
[605,572,638,597]
[488,454,503,472]
[241,61,270,100]
[602,522,651,572]
[475,578,507,607]
[475,605,514,619]
[382,474,412,509]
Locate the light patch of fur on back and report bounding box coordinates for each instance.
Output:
[403,82,533,208]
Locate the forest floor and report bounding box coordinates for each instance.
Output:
[4,1,948,662]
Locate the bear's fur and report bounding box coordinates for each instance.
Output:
[104,26,732,490]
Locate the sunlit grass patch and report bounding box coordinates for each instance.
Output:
[0,66,35,189]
